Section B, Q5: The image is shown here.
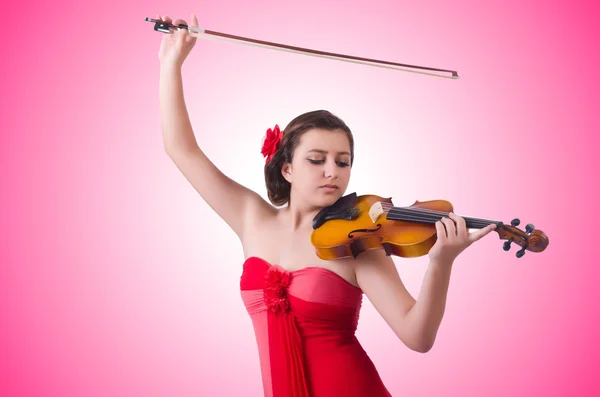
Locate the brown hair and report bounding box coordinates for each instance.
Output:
[264,109,355,207]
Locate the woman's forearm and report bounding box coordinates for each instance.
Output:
[160,64,199,153]
[404,260,453,352]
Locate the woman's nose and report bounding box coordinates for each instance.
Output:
[324,160,339,178]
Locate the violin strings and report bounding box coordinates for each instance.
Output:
[384,208,495,228]
[385,212,492,228]
[379,202,497,222]
[376,203,498,229]
[385,212,494,228]
[385,210,493,229]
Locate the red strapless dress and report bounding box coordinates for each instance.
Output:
[240,256,392,397]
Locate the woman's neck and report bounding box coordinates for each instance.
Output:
[280,201,322,232]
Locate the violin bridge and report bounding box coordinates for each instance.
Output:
[369,201,384,223]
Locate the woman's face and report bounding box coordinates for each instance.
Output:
[283,128,352,208]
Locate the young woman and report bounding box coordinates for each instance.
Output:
[158,13,496,397]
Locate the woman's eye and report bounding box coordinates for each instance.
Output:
[308,159,350,167]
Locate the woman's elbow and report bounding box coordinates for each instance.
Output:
[410,336,435,353]
[396,328,435,353]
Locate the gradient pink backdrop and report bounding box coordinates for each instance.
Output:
[2,0,598,396]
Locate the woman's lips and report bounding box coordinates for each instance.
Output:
[320,185,338,191]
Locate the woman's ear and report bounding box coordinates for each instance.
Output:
[281,162,292,183]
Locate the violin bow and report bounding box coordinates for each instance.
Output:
[145,17,459,79]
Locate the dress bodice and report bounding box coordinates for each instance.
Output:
[240,256,391,397]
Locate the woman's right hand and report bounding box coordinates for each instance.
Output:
[157,13,199,68]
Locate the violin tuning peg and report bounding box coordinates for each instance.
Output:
[525,223,535,234]
[516,247,526,258]
[503,238,513,251]
[511,218,520,227]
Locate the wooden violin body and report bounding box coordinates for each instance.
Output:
[310,193,549,260]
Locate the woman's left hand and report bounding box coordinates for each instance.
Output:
[428,212,497,265]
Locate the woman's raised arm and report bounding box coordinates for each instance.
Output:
[159,14,272,239]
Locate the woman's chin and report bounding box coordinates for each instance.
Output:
[315,191,342,206]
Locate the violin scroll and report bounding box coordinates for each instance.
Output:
[496,218,549,258]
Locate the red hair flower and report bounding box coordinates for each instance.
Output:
[264,265,292,315]
[261,124,282,163]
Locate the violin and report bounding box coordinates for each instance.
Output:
[310,193,549,260]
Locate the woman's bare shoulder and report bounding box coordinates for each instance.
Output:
[240,199,282,247]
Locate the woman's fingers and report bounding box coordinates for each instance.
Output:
[468,223,497,243]
[173,18,187,28]
[435,220,447,242]
[441,217,456,239]
[448,212,467,239]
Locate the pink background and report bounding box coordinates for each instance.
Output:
[2,0,598,396]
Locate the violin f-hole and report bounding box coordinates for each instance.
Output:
[348,224,382,239]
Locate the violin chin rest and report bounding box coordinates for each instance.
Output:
[312,192,358,229]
